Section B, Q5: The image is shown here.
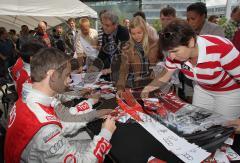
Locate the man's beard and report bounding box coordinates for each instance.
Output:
[49,73,68,94]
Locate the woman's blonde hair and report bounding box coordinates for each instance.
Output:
[129,16,149,55]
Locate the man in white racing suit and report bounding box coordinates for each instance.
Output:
[4,48,116,163]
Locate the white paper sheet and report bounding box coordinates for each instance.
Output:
[134,112,210,162]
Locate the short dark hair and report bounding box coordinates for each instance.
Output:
[231,6,240,16]
[0,27,6,36]
[159,19,196,51]
[187,2,207,18]
[21,25,28,29]
[160,6,176,17]
[133,11,146,21]
[101,10,119,25]
[31,48,70,82]
[70,58,80,71]
[9,29,16,35]
[67,18,75,23]
[208,15,219,22]
[20,41,44,63]
[99,9,107,17]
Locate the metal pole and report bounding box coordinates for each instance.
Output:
[139,0,142,11]
[226,0,232,20]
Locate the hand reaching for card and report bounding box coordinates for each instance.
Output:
[102,115,116,134]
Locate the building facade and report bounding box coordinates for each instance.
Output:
[82,0,240,23]
[141,0,205,22]
[82,0,140,20]
[207,5,226,17]
[83,0,208,22]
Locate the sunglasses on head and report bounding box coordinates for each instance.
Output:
[159,32,175,40]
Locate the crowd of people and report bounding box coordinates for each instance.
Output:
[1,1,240,162]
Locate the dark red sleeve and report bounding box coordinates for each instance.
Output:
[232,29,240,52]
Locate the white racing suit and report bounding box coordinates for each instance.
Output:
[22,83,112,136]
[4,87,112,163]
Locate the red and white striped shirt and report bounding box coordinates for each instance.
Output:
[165,35,240,92]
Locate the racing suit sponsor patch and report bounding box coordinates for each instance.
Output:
[43,129,61,143]
[93,138,111,163]
[48,138,64,155]
[76,101,90,112]
[46,115,58,121]
[8,104,16,128]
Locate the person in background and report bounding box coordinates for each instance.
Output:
[75,17,99,73]
[8,29,18,45]
[181,2,225,103]
[50,26,66,52]
[97,9,107,49]
[123,18,130,29]
[75,17,98,59]
[98,10,130,81]
[156,6,180,91]
[208,15,219,24]
[187,2,225,37]
[29,29,36,37]
[4,48,116,162]
[232,28,240,51]
[65,18,78,56]
[133,11,159,41]
[160,6,176,30]
[0,27,16,81]
[117,16,159,91]
[12,25,31,83]
[222,6,240,40]
[16,25,30,51]
[141,19,240,120]
[34,21,51,47]
[133,11,161,61]
[14,41,43,97]
[159,6,177,60]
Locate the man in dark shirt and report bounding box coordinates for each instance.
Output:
[50,26,66,52]
[0,27,16,80]
[98,10,130,82]
[65,18,78,56]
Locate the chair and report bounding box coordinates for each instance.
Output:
[0,80,18,119]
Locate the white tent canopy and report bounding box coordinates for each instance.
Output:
[0,0,98,31]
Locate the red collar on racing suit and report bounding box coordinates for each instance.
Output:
[10,57,24,81]
[16,68,31,97]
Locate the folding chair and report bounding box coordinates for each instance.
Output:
[0,80,18,118]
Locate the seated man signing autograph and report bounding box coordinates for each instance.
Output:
[4,48,116,163]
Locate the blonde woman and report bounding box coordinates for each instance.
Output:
[116,16,160,91]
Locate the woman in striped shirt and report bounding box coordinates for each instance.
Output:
[141,19,240,119]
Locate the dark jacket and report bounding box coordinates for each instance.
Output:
[98,25,130,69]
[98,25,130,82]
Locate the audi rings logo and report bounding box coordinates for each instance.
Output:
[8,105,16,128]
[49,139,64,154]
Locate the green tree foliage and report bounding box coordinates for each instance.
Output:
[218,16,227,26]
[152,19,162,32]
